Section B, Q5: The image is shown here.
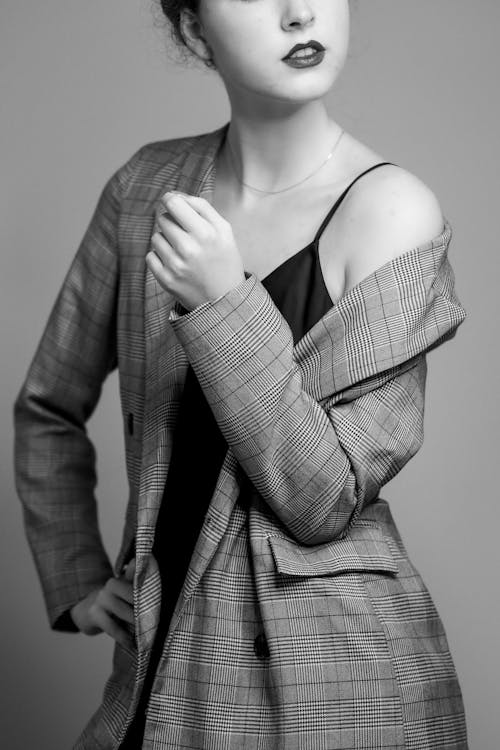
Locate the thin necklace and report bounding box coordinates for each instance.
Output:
[225,128,344,195]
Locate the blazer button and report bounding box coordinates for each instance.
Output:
[254,632,270,659]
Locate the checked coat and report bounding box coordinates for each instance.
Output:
[14,123,468,749]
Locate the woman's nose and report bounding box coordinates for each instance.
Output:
[281,0,315,31]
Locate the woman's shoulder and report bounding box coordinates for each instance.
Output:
[132,129,209,160]
[115,127,221,185]
[332,156,446,297]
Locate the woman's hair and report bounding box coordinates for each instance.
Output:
[157,1,206,65]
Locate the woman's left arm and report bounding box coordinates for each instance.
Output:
[151,185,465,546]
[168,277,431,545]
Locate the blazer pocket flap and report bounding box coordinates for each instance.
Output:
[268,522,398,577]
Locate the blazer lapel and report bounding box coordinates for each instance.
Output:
[135,124,235,656]
[138,123,229,544]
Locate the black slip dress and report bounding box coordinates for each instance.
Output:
[119,161,391,748]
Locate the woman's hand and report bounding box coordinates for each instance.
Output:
[70,558,136,650]
[146,192,246,312]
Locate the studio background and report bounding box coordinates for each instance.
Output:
[1,1,498,748]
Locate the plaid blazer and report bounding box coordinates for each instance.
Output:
[14,124,468,749]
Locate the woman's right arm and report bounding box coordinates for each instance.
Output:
[13,158,135,636]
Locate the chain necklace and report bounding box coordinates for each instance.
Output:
[225,128,344,196]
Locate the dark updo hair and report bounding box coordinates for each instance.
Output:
[157,1,214,68]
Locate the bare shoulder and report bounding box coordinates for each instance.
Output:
[334,164,445,295]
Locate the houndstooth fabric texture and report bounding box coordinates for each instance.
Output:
[14,123,468,748]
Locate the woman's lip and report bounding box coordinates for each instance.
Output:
[282,49,326,69]
[283,41,325,60]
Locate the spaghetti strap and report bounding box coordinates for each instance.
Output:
[313,162,394,245]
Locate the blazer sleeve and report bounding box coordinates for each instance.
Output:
[13,157,134,632]
[168,246,465,546]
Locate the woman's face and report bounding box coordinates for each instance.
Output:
[195,0,350,109]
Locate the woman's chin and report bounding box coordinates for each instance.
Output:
[227,78,335,112]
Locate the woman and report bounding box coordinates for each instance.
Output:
[14,1,468,748]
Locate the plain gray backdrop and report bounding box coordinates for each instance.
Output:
[1,1,499,748]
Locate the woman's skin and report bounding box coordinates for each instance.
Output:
[71,557,136,649]
[72,0,444,646]
[147,0,443,309]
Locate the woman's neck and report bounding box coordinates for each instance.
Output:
[220,102,341,198]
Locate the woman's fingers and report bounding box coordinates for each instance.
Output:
[102,578,133,614]
[110,577,134,605]
[90,579,134,626]
[123,557,136,582]
[161,192,227,229]
[92,608,134,650]
[150,231,181,267]
[157,213,194,254]
[146,246,176,293]
[159,193,211,235]
[72,576,136,649]
[148,191,242,307]
[107,593,134,625]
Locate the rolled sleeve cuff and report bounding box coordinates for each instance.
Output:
[168,271,256,326]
